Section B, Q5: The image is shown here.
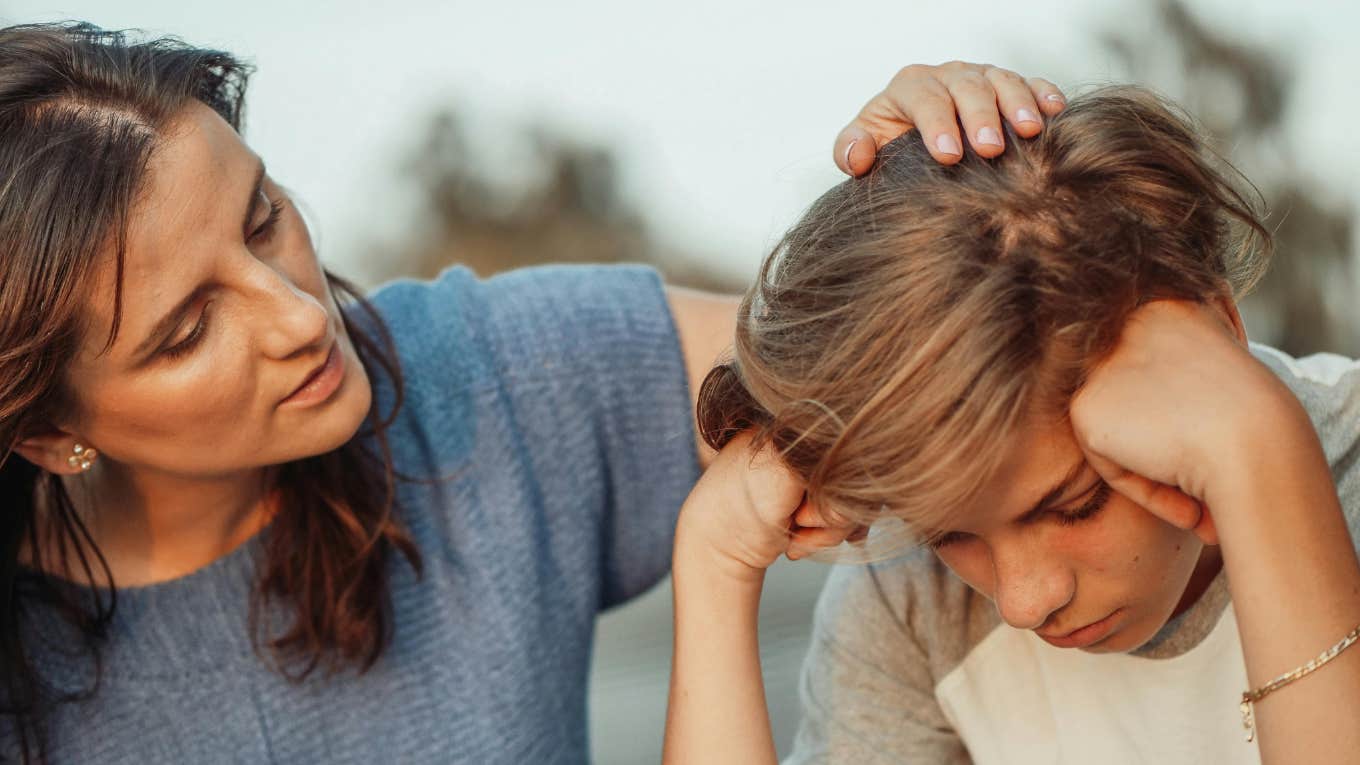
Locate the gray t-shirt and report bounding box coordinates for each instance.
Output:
[785,343,1360,765]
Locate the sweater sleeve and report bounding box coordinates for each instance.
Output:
[784,560,972,764]
[473,264,701,608]
[374,263,701,611]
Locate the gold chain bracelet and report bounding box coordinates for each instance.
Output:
[1239,623,1360,743]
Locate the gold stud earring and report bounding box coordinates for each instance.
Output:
[66,442,97,472]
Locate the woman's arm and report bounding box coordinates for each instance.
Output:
[1071,299,1360,763]
[666,287,740,469]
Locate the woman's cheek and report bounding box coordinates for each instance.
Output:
[173,329,257,419]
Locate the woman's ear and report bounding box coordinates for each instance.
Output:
[12,427,98,475]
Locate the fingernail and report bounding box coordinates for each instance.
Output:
[976,127,1003,147]
[935,134,962,156]
[1017,108,1040,125]
[1045,93,1066,105]
[843,139,858,172]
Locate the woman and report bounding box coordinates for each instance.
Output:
[665,86,1360,764]
[0,20,1064,764]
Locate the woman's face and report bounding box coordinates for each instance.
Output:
[54,101,372,478]
[927,413,1216,653]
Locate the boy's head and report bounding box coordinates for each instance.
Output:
[698,85,1269,650]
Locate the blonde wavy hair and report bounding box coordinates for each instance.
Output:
[697,85,1272,546]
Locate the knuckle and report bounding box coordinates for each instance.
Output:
[986,67,1025,86]
[950,70,991,92]
[894,63,930,83]
[854,96,886,122]
[915,94,957,123]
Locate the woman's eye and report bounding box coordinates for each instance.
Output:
[249,198,285,243]
[161,304,212,359]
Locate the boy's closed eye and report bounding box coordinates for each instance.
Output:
[926,478,1114,550]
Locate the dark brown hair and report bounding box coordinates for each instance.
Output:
[0,22,421,761]
[698,85,1271,543]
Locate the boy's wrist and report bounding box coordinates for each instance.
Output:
[1207,386,1323,518]
[673,513,770,592]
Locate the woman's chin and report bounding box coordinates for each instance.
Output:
[319,365,374,451]
[279,350,374,460]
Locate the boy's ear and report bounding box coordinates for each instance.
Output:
[11,427,96,475]
[1208,292,1248,346]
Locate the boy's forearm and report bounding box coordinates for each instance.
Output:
[663,529,779,765]
[1213,406,1360,763]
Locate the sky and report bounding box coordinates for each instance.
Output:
[1,0,1354,288]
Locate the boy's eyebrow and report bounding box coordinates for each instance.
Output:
[1014,458,1089,524]
[918,458,1090,543]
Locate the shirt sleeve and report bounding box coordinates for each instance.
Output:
[784,561,972,765]
[1249,344,1360,550]
[467,264,702,609]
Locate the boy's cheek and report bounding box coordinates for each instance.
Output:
[935,547,997,600]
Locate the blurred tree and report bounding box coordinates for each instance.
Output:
[380,108,738,293]
[1103,0,1358,357]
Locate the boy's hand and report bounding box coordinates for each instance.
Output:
[675,431,861,583]
[1070,299,1311,541]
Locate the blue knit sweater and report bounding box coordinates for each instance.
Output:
[6,265,700,763]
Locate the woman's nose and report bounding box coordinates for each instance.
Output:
[244,263,330,357]
[990,540,1075,631]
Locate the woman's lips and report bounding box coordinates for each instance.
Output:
[1037,608,1124,649]
[280,341,343,408]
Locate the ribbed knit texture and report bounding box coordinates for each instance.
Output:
[3,264,701,764]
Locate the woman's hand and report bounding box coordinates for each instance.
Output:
[674,431,860,582]
[836,61,1066,175]
[1069,299,1308,538]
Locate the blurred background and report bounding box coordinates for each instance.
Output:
[3,0,1355,760]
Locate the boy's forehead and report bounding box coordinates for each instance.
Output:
[973,418,1086,521]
